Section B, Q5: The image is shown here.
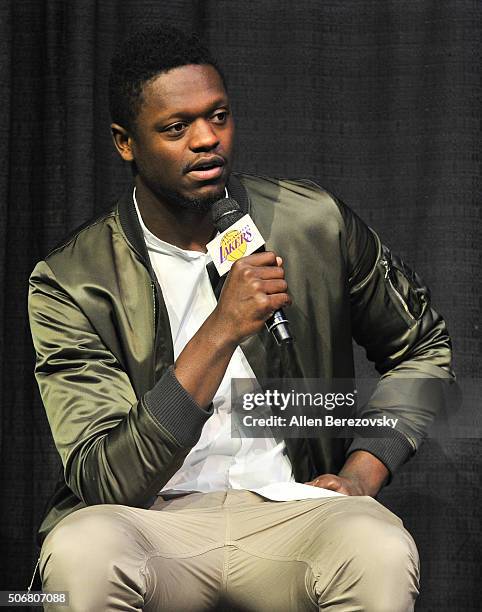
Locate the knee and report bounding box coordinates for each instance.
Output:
[313,504,420,611]
[40,505,144,584]
[39,506,148,611]
[340,509,419,575]
[353,532,419,612]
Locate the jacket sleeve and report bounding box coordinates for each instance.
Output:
[28,260,213,507]
[334,197,456,477]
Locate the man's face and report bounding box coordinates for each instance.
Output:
[120,64,234,211]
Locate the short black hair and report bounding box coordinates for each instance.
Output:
[108,25,226,131]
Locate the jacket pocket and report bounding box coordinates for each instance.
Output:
[379,245,429,327]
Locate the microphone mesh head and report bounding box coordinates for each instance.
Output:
[211,197,243,232]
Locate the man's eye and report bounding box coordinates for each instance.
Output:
[211,111,228,123]
[165,123,187,134]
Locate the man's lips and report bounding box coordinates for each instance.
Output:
[188,166,224,181]
[186,156,226,181]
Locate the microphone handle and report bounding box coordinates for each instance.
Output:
[254,246,293,344]
[265,308,292,345]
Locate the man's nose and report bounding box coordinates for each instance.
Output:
[189,119,220,151]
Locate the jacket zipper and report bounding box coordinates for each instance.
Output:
[151,281,157,332]
[380,258,416,323]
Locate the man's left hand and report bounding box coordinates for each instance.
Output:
[304,473,366,496]
[304,450,390,497]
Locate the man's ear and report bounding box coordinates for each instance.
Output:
[111,123,135,162]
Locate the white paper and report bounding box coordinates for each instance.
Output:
[249,481,346,501]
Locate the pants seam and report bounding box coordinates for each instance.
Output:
[220,499,231,594]
[233,540,318,565]
[142,542,226,560]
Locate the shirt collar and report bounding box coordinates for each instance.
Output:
[132,187,228,261]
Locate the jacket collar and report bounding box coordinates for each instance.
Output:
[117,173,250,266]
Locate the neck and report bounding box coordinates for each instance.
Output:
[134,178,216,252]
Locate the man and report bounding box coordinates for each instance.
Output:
[29,25,453,611]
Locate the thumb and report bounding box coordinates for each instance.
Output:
[305,474,342,490]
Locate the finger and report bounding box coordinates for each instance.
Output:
[310,475,342,490]
[268,293,292,311]
[241,251,278,267]
[258,279,288,295]
[250,265,285,280]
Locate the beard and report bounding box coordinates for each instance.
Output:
[153,180,227,213]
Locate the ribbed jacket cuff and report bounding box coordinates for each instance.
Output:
[346,428,414,480]
[144,366,214,447]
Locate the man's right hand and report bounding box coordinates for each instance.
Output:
[210,251,291,347]
[173,250,291,409]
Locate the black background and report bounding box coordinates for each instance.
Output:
[0,1,480,609]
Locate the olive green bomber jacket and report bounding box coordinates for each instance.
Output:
[28,173,454,544]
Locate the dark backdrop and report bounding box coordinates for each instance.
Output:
[1,1,480,610]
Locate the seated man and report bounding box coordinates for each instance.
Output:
[28,25,453,611]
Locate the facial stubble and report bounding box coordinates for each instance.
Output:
[156,181,227,213]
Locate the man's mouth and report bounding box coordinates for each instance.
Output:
[186,156,225,181]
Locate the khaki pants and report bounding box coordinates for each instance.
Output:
[40,490,419,611]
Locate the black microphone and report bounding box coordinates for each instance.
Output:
[211,197,293,345]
